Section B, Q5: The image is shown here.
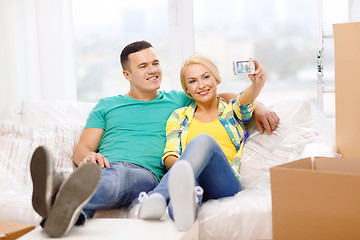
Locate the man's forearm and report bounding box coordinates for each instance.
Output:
[73,144,94,166]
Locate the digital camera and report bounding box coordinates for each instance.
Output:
[233,60,255,75]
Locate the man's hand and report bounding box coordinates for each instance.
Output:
[73,128,110,168]
[78,152,110,168]
[253,101,280,134]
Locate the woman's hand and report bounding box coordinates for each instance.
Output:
[248,59,266,91]
[238,59,267,106]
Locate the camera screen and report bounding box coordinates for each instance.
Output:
[236,61,251,73]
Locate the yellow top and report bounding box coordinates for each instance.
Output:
[186,118,237,164]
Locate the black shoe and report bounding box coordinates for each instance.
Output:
[43,163,101,238]
[30,146,64,218]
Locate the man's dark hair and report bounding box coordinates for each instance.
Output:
[120,40,153,71]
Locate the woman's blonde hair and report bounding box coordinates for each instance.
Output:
[180,54,222,98]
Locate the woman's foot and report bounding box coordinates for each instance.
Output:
[137,192,166,220]
[168,161,197,231]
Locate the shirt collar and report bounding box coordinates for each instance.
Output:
[185,97,227,119]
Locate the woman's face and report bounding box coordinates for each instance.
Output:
[184,63,218,104]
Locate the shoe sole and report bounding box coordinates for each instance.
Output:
[30,146,53,218]
[44,163,101,238]
[169,161,196,231]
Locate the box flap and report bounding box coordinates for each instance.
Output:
[333,22,360,159]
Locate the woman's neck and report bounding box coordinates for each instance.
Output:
[194,98,219,123]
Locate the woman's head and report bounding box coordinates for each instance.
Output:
[180,54,222,98]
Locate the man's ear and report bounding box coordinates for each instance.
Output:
[123,70,131,82]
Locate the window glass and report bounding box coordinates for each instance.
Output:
[193,0,318,102]
[72,0,168,102]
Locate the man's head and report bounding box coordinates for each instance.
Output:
[120,41,162,99]
[120,40,153,71]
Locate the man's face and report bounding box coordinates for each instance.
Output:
[123,48,162,94]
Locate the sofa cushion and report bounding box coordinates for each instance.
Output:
[0,122,83,188]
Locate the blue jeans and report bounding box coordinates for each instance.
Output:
[152,133,242,217]
[83,161,159,219]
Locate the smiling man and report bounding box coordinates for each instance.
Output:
[30,40,279,238]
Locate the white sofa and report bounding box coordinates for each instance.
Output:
[0,97,338,239]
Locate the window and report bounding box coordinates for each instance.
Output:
[72,0,169,102]
[193,0,318,103]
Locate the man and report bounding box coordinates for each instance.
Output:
[30,40,279,237]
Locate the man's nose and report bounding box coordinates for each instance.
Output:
[148,65,157,74]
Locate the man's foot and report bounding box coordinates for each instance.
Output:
[169,161,197,231]
[43,163,101,238]
[30,146,64,218]
[137,192,167,220]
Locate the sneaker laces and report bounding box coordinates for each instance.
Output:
[194,186,203,204]
[138,192,148,203]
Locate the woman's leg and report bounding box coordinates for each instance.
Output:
[181,133,241,201]
[139,133,241,221]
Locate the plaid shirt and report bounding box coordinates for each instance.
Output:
[162,96,255,179]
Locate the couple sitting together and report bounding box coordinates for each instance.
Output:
[30,40,279,237]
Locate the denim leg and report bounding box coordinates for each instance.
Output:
[183,133,242,201]
[82,162,158,219]
[152,133,241,208]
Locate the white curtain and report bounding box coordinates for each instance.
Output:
[0,0,76,117]
[350,0,360,21]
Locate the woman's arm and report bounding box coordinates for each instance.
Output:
[164,155,179,170]
[237,59,266,106]
[162,109,184,169]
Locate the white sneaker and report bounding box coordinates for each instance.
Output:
[137,192,166,220]
[169,161,197,231]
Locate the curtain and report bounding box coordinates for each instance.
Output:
[0,0,76,117]
[350,0,360,21]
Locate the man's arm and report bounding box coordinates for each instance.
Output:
[73,128,110,168]
[253,101,280,135]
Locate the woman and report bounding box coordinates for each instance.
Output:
[138,54,266,231]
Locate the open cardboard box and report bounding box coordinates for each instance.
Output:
[270,157,360,240]
[334,22,360,159]
[0,221,35,240]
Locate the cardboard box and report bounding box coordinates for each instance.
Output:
[0,221,35,240]
[270,157,360,240]
[333,22,360,158]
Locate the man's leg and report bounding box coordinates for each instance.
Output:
[82,161,159,219]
